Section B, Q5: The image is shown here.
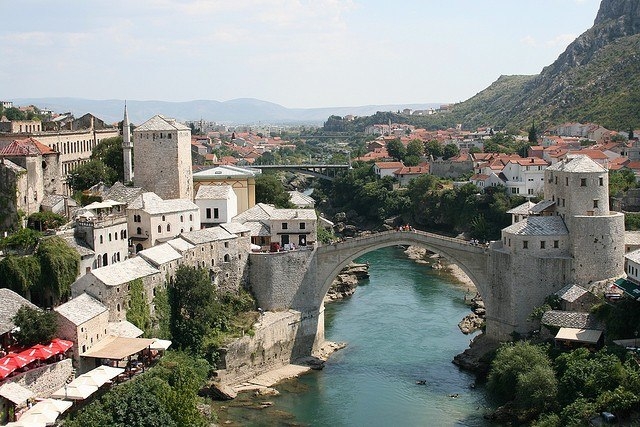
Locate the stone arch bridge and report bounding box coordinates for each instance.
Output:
[249,230,528,356]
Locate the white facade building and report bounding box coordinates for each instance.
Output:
[127,192,200,252]
[195,184,237,227]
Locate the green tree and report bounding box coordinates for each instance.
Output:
[255,174,294,208]
[12,306,57,346]
[0,228,41,254]
[425,140,444,158]
[443,143,460,160]
[528,120,538,143]
[91,136,125,182]
[487,341,554,403]
[386,139,405,161]
[35,236,80,302]
[127,278,151,334]
[68,159,117,192]
[0,255,41,295]
[406,139,424,158]
[169,266,215,354]
[609,169,638,198]
[27,211,66,231]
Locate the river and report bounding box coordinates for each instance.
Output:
[215,246,494,426]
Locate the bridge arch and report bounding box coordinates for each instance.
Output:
[316,231,489,304]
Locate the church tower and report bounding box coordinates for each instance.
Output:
[122,104,133,183]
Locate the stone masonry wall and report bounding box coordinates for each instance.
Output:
[4,359,74,398]
[215,309,319,385]
[248,249,316,310]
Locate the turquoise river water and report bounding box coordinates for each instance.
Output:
[215,246,495,426]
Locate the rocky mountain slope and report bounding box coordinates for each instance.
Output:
[449,0,640,132]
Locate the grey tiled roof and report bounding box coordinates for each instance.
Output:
[530,200,556,214]
[555,284,588,302]
[134,115,190,132]
[137,243,182,266]
[106,182,145,205]
[128,192,198,214]
[91,257,159,287]
[108,320,143,338]
[55,293,107,326]
[626,249,640,264]
[288,191,315,208]
[503,216,568,236]
[541,310,603,330]
[0,289,37,335]
[180,227,236,245]
[166,237,195,253]
[626,232,640,246]
[195,185,234,200]
[219,222,251,234]
[506,201,535,215]
[546,155,606,173]
[60,233,95,257]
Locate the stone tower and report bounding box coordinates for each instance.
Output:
[122,104,133,183]
[490,154,625,339]
[133,115,193,200]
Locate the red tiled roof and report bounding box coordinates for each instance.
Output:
[375,161,404,169]
[394,166,429,175]
[0,138,56,156]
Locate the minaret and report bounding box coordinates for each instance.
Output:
[122,103,133,183]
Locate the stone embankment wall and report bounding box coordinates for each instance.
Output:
[215,310,319,385]
[248,249,316,310]
[5,359,74,397]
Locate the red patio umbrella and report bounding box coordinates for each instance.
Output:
[50,338,73,353]
[0,362,17,379]
[1,352,35,369]
[20,344,56,361]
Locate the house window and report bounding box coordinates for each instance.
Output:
[565,177,569,186]
[282,223,288,230]
[523,241,528,249]
[180,215,184,222]
[300,222,306,230]
[224,254,230,262]
[593,199,599,208]
[554,240,559,248]
[581,178,587,187]
[540,241,546,249]
[167,224,171,232]
[189,214,193,221]
[224,242,229,248]
[527,189,533,195]
[206,208,211,219]
[162,215,166,221]
[158,225,162,233]
[599,177,603,186]
[137,227,142,235]
[214,208,219,219]
[100,235,103,244]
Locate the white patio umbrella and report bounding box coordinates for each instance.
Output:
[73,374,104,387]
[33,399,72,414]
[87,365,125,382]
[6,413,49,427]
[51,383,98,400]
[20,407,58,425]
[5,420,46,427]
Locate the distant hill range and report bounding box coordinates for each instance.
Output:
[448,0,640,132]
[8,96,441,126]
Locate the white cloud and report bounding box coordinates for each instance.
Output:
[546,33,577,48]
[520,36,537,47]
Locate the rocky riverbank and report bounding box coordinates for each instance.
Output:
[324,262,369,303]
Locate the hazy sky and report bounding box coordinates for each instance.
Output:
[1,0,602,108]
